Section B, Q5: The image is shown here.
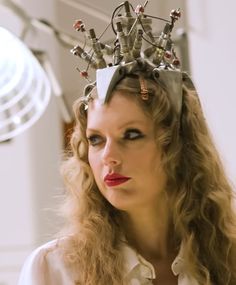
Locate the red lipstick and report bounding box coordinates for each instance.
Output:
[104,173,131,187]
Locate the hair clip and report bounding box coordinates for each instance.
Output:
[139,76,149,100]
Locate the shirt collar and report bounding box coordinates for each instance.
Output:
[121,242,141,276]
[121,241,185,280]
[171,243,185,276]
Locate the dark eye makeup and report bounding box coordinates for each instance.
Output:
[87,128,145,146]
[87,134,103,146]
[123,128,145,140]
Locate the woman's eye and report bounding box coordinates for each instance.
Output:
[87,135,103,146]
[123,129,144,140]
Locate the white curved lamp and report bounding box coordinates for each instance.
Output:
[0,27,51,142]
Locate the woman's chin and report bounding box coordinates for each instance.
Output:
[105,189,135,211]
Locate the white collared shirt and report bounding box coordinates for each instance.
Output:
[17,239,199,285]
[121,242,199,285]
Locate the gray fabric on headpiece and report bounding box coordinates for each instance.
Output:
[96,65,125,103]
[153,69,183,114]
[95,62,183,115]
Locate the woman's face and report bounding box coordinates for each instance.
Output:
[86,91,167,212]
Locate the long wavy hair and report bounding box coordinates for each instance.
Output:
[60,73,236,285]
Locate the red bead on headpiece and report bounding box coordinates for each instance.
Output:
[73,19,85,32]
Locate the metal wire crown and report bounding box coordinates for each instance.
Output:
[71,1,181,79]
[70,1,186,114]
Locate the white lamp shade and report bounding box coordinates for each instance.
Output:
[0,27,51,142]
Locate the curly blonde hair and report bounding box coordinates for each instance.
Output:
[60,73,236,285]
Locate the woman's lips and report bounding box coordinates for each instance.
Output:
[104,173,131,187]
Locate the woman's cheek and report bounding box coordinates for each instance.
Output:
[88,152,100,173]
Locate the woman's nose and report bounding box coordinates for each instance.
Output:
[102,140,122,166]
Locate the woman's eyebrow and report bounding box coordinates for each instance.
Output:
[118,120,146,129]
[86,128,101,134]
[86,120,147,135]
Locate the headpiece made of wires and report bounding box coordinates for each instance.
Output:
[70,1,181,82]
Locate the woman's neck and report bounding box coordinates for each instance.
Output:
[121,198,176,262]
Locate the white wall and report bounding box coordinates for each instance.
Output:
[186,0,236,186]
[0,98,63,285]
[0,1,64,284]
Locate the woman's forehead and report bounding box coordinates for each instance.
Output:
[87,91,153,130]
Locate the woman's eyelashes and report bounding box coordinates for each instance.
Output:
[87,134,103,146]
[123,128,145,140]
[87,129,145,146]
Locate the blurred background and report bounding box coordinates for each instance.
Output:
[0,0,235,284]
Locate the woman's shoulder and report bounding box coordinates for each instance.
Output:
[17,238,79,285]
[24,239,60,259]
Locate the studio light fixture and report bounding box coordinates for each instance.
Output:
[0,0,75,142]
[0,27,51,142]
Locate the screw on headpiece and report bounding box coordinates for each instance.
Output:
[71,1,184,112]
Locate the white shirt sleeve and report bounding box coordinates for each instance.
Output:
[17,239,75,285]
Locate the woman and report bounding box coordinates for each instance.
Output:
[18,71,236,285]
[18,2,236,285]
